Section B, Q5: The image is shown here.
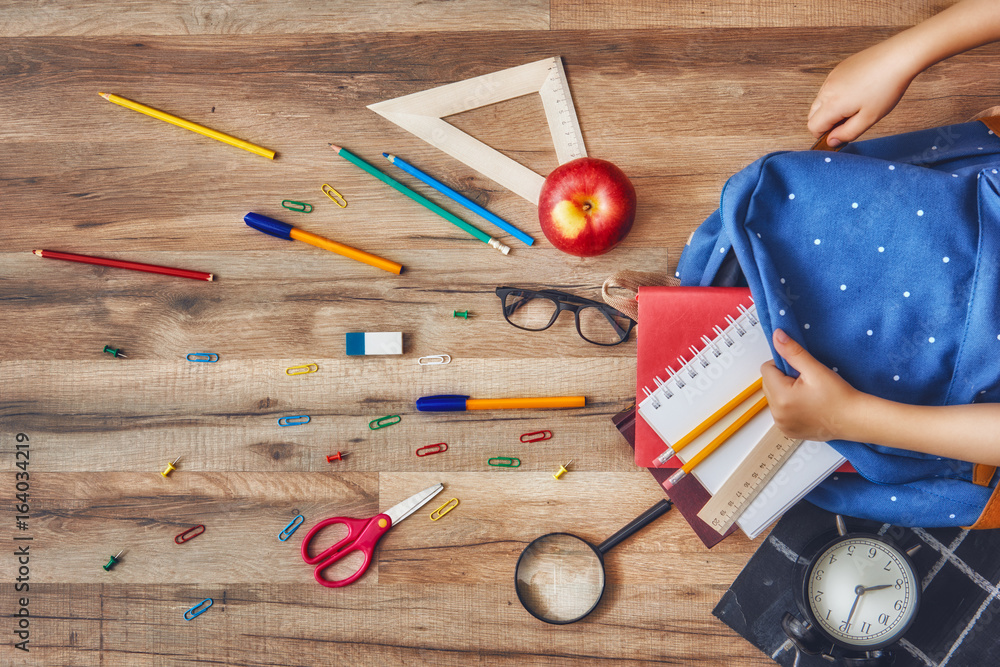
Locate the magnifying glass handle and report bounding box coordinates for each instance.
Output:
[597,499,673,555]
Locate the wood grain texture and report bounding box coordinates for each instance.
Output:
[551,0,953,29]
[3,2,999,665]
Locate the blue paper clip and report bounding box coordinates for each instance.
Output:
[186,353,219,363]
[184,598,213,621]
[278,415,311,427]
[279,515,305,541]
[369,415,401,430]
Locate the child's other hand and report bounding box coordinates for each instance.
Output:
[807,41,920,147]
[761,328,863,441]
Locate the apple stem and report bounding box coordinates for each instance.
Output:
[582,202,592,211]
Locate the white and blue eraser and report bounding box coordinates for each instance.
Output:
[345,332,403,356]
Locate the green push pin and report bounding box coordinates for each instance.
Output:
[453,310,470,319]
[103,550,124,571]
[103,345,127,358]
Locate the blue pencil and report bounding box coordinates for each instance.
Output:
[382,153,535,246]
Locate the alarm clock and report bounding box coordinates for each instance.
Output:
[782,515,921,666]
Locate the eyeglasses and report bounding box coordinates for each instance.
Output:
[495,286,636,346]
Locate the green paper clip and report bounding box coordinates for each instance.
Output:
[281,200,313,213]
[488,456,521,468]
[369,414,401,430]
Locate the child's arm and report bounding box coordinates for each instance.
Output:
[761,328,1000,466]
[810,0,1000,147]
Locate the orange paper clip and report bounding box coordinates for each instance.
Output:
[520,430,552,443]
[175,525,205,544]
[416,443,448,457]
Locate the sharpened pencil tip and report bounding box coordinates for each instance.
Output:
[208,274,215,281]
[382,152,390,158]
[33,249,43,256]
[328,143,341,152]
[98,92,110,100]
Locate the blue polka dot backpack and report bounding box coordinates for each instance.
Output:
[675,118,1000,529]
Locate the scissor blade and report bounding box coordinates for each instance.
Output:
[384,483,444,525]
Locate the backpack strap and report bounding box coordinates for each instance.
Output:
[966,472,1000,529]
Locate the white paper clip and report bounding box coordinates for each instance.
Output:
[418,354,451,366]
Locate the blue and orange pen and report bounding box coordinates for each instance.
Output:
[244,212,403,275]
[416,395,585,411]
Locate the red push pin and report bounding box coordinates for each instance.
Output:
[326,452,345,462]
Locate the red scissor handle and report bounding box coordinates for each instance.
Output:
[300,514,393,588]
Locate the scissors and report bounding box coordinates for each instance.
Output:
[300,482,443,588]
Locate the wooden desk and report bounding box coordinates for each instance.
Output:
[1,2,994,664]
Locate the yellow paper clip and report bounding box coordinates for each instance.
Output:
[322,184,348,208]
[553,459,574,480]
[430,498,459,521]
[161,456,181,478]
[285,363,319,376]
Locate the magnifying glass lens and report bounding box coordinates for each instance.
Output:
[515,533,605,623]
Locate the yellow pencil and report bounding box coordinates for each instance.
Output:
[662,395,769,490]
[98,92,276,160]
[653,377,764,466]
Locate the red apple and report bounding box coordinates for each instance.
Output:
[537,157,637,257]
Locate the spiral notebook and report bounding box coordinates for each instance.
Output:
[636,293,845,539]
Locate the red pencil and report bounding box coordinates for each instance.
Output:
[33,249,213,282]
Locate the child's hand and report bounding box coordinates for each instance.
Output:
[808,40,921,147]
[760,328,864,441]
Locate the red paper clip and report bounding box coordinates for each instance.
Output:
[175,525,205,544]
[520,430,552,443]
[416,443,448,457]
[326,452,344,462]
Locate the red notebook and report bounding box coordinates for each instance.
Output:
[634,286,854,472]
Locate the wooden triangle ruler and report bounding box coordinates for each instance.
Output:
[367,57,587,205]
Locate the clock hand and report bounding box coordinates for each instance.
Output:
[861,584,893,592]
[845,585,864,626]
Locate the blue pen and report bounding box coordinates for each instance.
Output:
[383,154,535,246]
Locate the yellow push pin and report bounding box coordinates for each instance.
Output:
[553,459,574,480]
[160,456,181,478]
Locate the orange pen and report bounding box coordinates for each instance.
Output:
[244,212,402,275]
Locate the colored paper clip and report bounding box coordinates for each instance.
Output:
[184,598,213,621]
[489,456,521,468]
[416,443,448,457]
[103,550,124,571]
[103,345,127,358]
[279,515,305,541]
[418,354,451,366]
[286,363,319,376]
[430,498,459,521]
[281,199,313,213]
[161,456,180,478]
[322,184,348,208]
[175,525,205,544]
[278,415,311,427]
[326,452,344,462]
[520,430,552,443]
[186,353,219,363]
[553,459,574,480]
[369,414,401,430]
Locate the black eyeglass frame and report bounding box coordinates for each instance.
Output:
[495,286,636,346]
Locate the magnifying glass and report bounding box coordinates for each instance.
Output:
[514,499,673,624]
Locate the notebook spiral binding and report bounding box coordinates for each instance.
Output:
[640,300,760,411]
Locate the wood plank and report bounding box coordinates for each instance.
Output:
[0,1,549,37]
[551,0,951,29]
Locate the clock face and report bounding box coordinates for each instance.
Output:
[805,536,919,649]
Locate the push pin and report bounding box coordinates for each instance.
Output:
[453,310,470,319]
[103,550,124,571]
[103,345,127,358]
[553,460,574,480]
[326,452,345,462]
[160,456,181,478]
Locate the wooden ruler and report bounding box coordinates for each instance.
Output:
[696,425,802,535]
[368,57,587,205]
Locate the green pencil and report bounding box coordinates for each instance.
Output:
[329,144,510,255]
